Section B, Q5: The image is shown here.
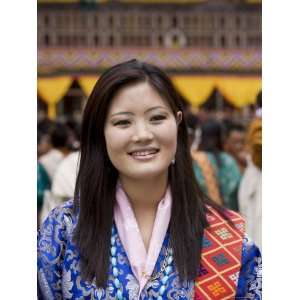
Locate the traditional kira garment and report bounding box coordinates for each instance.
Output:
[38,201,261,300]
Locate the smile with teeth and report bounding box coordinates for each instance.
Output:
[129,149,159,159]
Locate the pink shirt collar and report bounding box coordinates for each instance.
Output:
[114,182,172,294]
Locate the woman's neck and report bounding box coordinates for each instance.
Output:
[119,173,168,251]
[119,173,168,211]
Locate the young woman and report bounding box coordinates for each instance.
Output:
[38,60,261,300]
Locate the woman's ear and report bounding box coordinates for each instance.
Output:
[176,111,182,126]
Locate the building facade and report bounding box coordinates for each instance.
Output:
[38,0,261,74]
[38,1,261,49]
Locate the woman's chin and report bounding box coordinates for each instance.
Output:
[121,167,168,181]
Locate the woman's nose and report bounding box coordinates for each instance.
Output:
[132,123,154,142]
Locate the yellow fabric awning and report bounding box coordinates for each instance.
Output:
[37,76,73,119]
[215,77,261,108]
[172,76,216,107]
[172,76,261,108]
[37,75,262,119]
[78,76,99,98]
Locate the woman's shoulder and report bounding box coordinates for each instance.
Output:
[205,205,244,228]
[38,200,77,240]
[204,206,261,262]
[198,206,261,299]
[203,206,246,251]
[46,199,75,221]
[241,233,261,259]
[204,205,261,255]
[236,234,262,299]
[37,200,79,298]
[204,205,244,241]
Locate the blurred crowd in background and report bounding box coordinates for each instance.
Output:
[37,89,262,249]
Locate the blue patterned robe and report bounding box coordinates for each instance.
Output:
[38,201,261,299]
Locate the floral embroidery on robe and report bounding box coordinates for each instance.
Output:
[38,201,261,300]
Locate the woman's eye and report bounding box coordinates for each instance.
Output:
[150,115,167,122]
[113,120,130,126]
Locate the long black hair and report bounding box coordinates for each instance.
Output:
[73,59,223,287]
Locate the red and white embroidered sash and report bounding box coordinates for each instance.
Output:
[194,207,245,300]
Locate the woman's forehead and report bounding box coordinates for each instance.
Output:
[107,82,172,114]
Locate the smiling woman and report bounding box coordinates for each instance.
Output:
[37,60,262,300]
[104,82,181,183]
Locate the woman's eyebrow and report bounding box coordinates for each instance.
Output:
[110,112,134,117]
[110,106,168,117]
[145,106,169,113]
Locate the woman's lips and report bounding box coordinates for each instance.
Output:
[129,149,159,160]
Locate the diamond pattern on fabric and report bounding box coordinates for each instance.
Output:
[194,206,245,300]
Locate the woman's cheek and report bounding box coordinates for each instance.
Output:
[105,128,119,152]
[155,122,178,145]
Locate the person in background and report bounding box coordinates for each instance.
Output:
[37,162,50,226]
[186,113,223,206]
[238,92,262,249]
[52,116,82,201]
[39,151,80,225]
[51,151,80,202]
[38,122,72,226]
[37,118,54,137]
[38,60,261,299]
[37,128,52,159]
[223,120,247,174]
[65,117,81,151]
[185,112,201,152]
[193,119,242,211]
[39,122,71,181]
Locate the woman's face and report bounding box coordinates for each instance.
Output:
[104,82,182,181]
